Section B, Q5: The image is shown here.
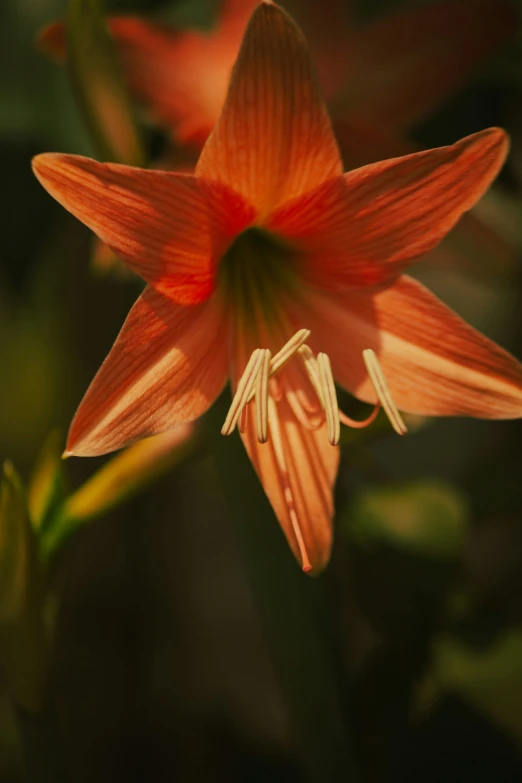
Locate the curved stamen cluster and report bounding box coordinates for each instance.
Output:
[222,330,407,444]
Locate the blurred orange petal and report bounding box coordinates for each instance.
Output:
[36,21,67,63]
[341,0,517,131]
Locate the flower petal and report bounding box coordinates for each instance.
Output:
[241,396,338,574]
[232,322,338,574]
[340,0,516,131]
[268,128,508,290]
[66,288,228,457]
[295,276,522,419]
[197,1,342,218]
[32,154,254,304]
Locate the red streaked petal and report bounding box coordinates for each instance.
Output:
[341,0,517,131]
[268,128,508,290]
[241,396,338,574]
[295,276,522,419]
[67,288,228,457]
[197,1,342,217]
[32,153,254,304]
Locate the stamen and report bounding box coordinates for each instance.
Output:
[245,329,311,405]
[362,349,407,436]
[298,345,325,408]
[270,328,311,377]
[317,353,341,446]
[255,349,271,443]
[222,349,264,436]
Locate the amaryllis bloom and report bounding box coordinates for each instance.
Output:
[33,2,522,574]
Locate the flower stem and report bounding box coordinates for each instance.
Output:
[205,394,360,783]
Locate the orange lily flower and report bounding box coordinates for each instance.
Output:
[33,2,522,574]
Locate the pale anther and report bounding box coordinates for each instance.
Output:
[255,349,271,443]
[298,345,325,408]
[245,328,311,404]
[317,353,341,446]
[362,349,407,436]
[222,348,264,436]
[269,329,311,377]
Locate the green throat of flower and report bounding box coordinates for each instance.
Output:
[218,226,299,327]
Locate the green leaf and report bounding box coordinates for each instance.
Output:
[344,480,469,560]
[66,0,145,164]
[0,463,47,713]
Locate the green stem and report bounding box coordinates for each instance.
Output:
[15,705,68,783]
[205,394,359,783]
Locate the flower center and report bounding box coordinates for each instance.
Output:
[218,227,298,326]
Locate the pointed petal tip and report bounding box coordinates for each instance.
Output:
[61,450,73,460]
[474,126,510,161]
[31,152,66,181]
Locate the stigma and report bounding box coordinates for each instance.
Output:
[222,330,407,444]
